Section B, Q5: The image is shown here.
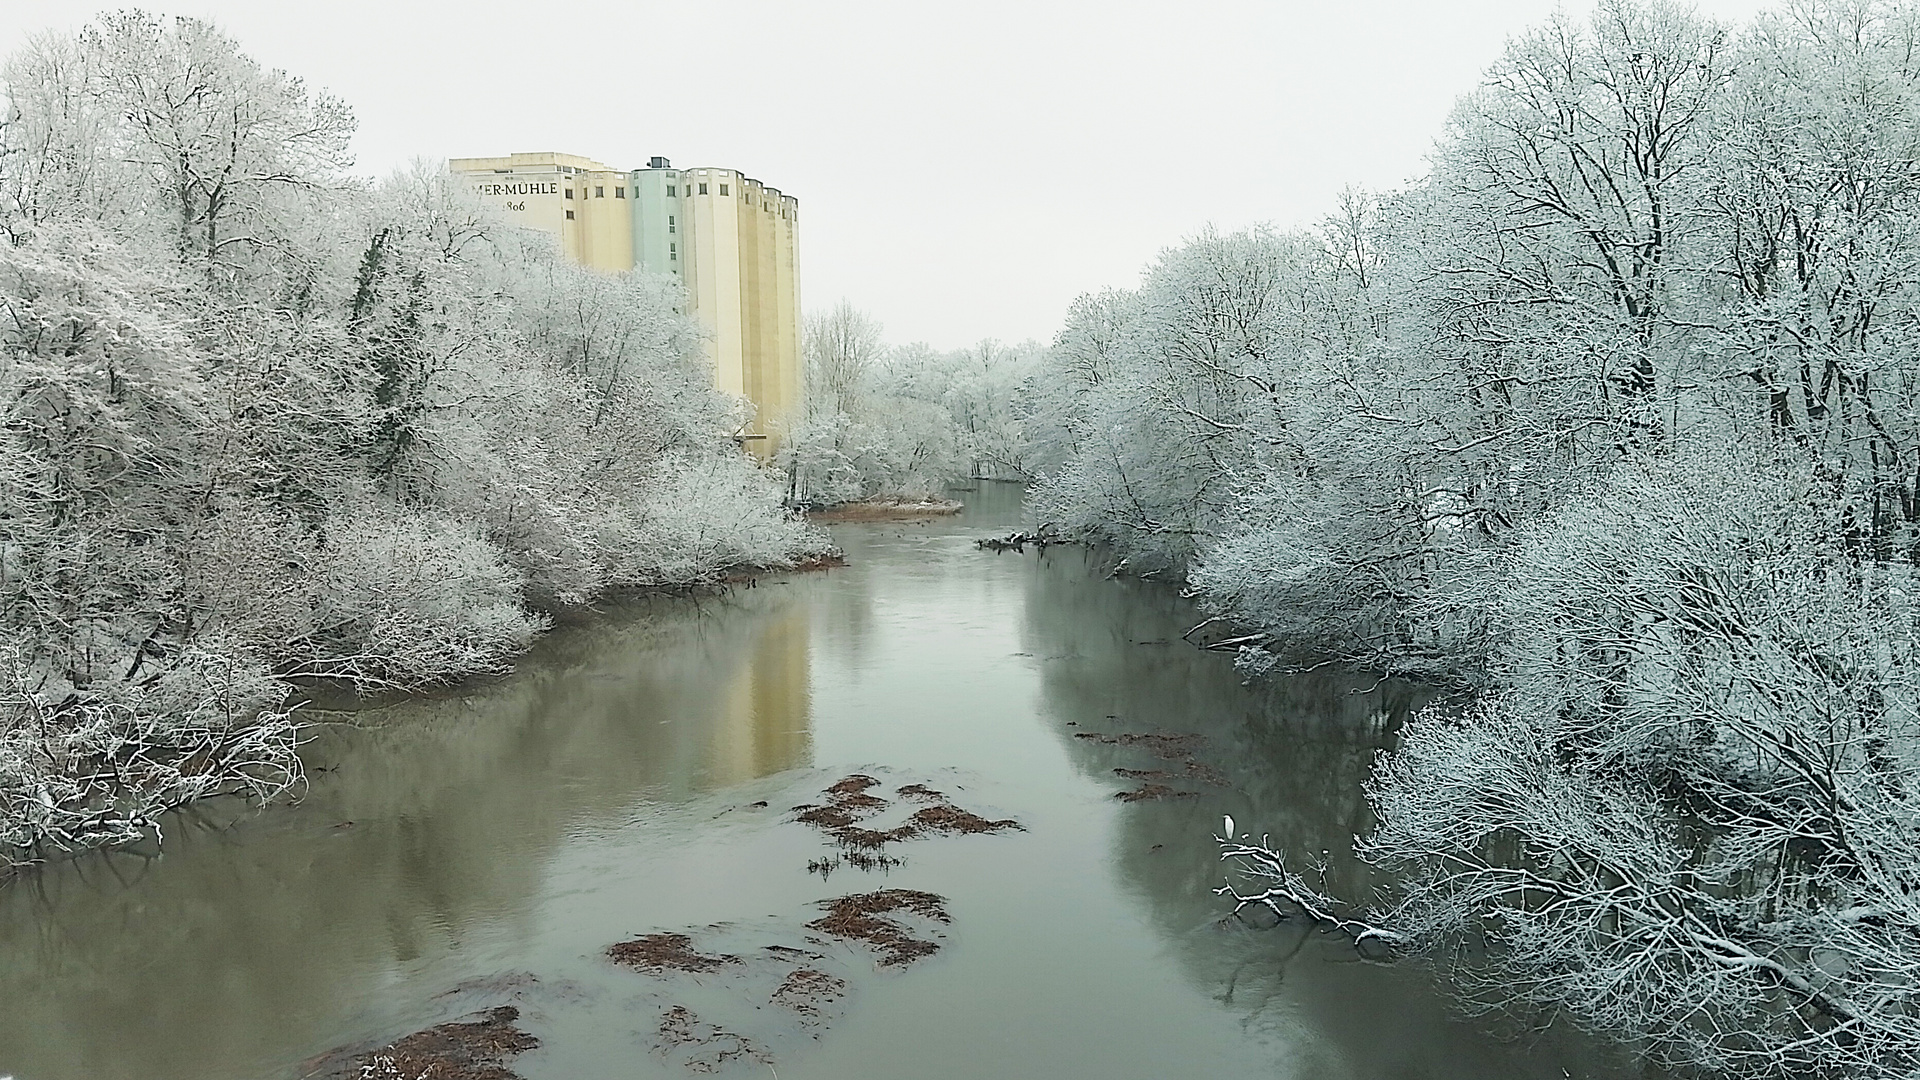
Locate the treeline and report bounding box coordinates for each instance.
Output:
[1025,2,1920,1077]
[0,14,827,869]
[780,301,1037,505]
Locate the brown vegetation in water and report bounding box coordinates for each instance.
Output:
[791,774,1021,856]
[1072,731,1207,759]
[833,824,920,849]
[333,1006,538,1080]
[1075,730,1225,801]
[655,1005,770,1073]
[843,848,904,872]
[825,774,881,796]
[1115,762,1227,786]
[808,889,952,968]
[607,933,741,974]
[769,967,849,1018]
[793,803,865,830]
[1115,783,1198,802]
[907,803,1021,835]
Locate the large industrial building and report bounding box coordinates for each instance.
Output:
[448,151,802,456]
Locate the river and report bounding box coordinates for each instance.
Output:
[0,484,1636,1080]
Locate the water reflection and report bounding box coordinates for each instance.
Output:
[0,483,1642,1080]
[0,584,815,1080]
[1016,547,1637,1079]
[709,604,812,785]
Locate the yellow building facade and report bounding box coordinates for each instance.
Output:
[448,151,802,456]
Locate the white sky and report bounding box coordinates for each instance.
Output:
[6,0,1774,350]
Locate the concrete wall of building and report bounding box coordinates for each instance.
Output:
[573,168,633,274]
[737,177,796,453]
[686,167,747,406]
[451,152,634,271]
[772,195,802,444]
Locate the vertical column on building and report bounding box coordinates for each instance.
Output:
[576,168,633,273]
[736,180,765,450]
[774,195,802,438]
[688,170,746,402]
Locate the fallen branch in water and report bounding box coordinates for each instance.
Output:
[1216,820,1408,959]
[975,525,1072,554]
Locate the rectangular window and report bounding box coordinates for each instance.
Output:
[698,183,708,195]
[667,185,676,196]
[669,215,676,233]
[719,184,729,196]
[595,186,604,198]
[669,242,677,260]
[565,209,575,219]
[614,186,625,198]
[565,188,573,199]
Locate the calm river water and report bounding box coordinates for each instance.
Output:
[0,484,1638,1080]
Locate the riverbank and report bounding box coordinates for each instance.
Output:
[0,538,843,880]
[802,497,965,523]
[0,486,1632,1080]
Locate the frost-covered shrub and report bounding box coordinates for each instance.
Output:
[599,455,829,587]
[0,638,299,871]
[1356,446,1920,1078]
[0,14,836,871]
[307,507,545,688]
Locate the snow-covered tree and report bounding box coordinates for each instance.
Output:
[0,13,829,871]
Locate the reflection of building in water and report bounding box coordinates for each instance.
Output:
[710,606,812,784]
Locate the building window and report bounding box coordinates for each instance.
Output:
[719,184,729,196]
[698,183,708,195]
[669,242,677,260]
[566,209,575,219]
[595,186,604,198]
[565,188,573,199]
[615,186,625,198]
[669,216,676,233]
[667,185,676,196]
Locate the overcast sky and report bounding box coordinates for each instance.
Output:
[6,0,1775,349]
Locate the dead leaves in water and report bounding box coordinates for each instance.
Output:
[317,1005,538,1080]
[1074,729,1226,801]
[1072,730,1206,759]
[806,888,952,968]
[608,896,945,1074]
[655,1005,771,1074]
[599,772,1019,1073]
[607,933,741,974]
[1115,783,1198,802]
[314,773,1016,1079]
[789,774,1021,860]
[768,966,848,1018]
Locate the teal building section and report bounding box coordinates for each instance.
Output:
[630,157,682,279]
